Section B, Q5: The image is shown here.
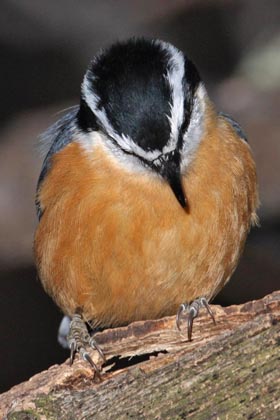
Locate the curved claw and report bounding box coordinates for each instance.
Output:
[83,352,101,380]
[176,303,187,331]
[187,307,198,341]
[69,340,76,366]
[200,297,216,325]
[89,337,106,363]
[83,351,99,370]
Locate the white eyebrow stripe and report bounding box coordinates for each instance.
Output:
[155,40,185,150]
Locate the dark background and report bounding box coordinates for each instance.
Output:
[0,0,279,394]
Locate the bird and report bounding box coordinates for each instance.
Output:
[34,38,259,374]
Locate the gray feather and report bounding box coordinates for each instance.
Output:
[219,112,248,142]
[36,106,79,219]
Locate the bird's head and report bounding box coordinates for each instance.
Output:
[78,38,207,209]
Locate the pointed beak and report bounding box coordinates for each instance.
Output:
[166,168,187,209]
[153,150,187,210]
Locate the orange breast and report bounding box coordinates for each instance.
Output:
[34,115,258,328]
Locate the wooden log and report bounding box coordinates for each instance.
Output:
[1,291,279,419]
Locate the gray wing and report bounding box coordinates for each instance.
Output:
[36,106,79,219]
[219,112,247,142]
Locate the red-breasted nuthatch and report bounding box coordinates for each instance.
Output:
[34,38,259,375]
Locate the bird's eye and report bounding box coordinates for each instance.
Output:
[136,137,152,151]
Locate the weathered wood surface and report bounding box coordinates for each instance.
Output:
[1,291,279,419]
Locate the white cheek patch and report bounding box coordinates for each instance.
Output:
[77,130,157,175]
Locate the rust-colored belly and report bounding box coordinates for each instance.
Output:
[34,128,258,328]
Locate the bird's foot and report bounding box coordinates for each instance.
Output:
[176,297,216,341]
[67,312,105,379]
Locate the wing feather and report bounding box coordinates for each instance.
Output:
[36,106,79,219]
[219,112,247,142]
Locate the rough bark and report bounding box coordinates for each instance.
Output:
[1,291,279,419]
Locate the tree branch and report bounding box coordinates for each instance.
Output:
[1,291,279,419]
